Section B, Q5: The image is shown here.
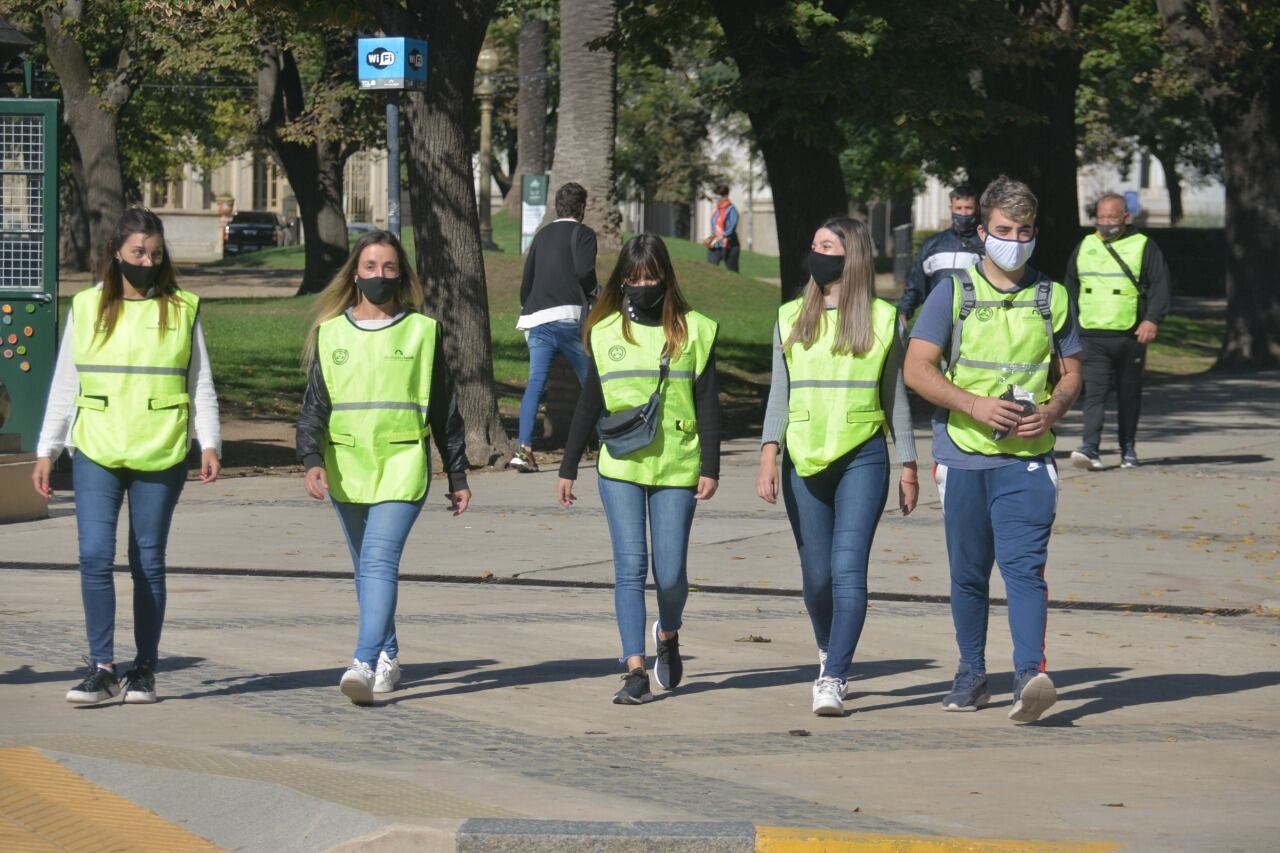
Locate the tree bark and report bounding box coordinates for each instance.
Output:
[1155,0,1280,369]
[503,14,548,218]
[59,135,92,271]
[965,5,1081,281]
[42,2,130,266]
[1157,152,1184,226]
[708,0,851,301]
[547,0,622,251]
[373,0,511,465]
[255,42,350,295]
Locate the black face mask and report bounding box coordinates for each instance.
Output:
[807,251,845,288]
[118,260,162,293]
[356,275,399,305]
[624,281,667,312]
[952,213,978,234]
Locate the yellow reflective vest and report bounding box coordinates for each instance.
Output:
[318,312,437,503]
[71,288,199,470]
[1075,232,1148,331]
[590,310,718,487]
[945,266,1068,458]
[779,297,897,477]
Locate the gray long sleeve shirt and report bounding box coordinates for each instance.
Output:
[760,313,917,465]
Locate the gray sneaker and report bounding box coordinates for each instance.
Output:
[1121,447,1139,468]
[1008,669,1057,723]
[942,663,990,712]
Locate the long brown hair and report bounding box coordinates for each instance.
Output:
[583,233,691,359]
[93,208,183,347]
[782,216,877,356]
[302,230,426,368]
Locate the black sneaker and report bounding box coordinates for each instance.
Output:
[652,621,682,690]
[612,667,653,705]
[121,664,157,704]
[507,445,539,473]
[66,662,120,704]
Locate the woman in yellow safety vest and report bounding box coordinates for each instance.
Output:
[557,234,721,705]
[296,230,471,705]
[33,208,222,706]
[755,216,919,717]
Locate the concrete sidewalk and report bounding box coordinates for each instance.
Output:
[1,371,1277,850]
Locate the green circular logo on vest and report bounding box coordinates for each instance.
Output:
[976,307,994,322]
[608,345,626,362]
[332,348,349,365]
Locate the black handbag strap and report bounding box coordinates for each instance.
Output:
[1100,239,1146,294]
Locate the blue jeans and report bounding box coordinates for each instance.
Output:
[597,475,698,663]
[332,498,425,666]
[73,453,187,668]
[519,320,590,446]
[936,458,1058,674]
[782,433,890,681]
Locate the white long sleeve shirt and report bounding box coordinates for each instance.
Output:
[36,302,221,460]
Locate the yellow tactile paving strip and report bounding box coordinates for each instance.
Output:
[1,736,510,820]
[756,826,1121,852]
[0,747,223,851]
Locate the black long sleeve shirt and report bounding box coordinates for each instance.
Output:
[558,310,721,481]
[295,323,470,493]
[1064,231,1172,337]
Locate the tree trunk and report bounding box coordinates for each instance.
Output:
[59,135,92,271]
[273,140,349,296]
[255,43,349,295]
[758,138,848,301]
[966,44,1081,281]
[1159,153,1184,226]
[42,4,130,265]
[707,0,851,301]
[503,14,548,218]
[374,0,511,466]
[1155,0,1280,370]
[547,0,622,251]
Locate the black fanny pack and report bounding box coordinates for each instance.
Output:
[596,356,669,457]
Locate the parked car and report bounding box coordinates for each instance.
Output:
[223,211,287,256]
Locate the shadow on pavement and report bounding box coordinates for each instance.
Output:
[1044,669,1280,725]
[0,655,207,686]
[851,666,1130,713]
[388,657,621,703]
[167,659,499,701]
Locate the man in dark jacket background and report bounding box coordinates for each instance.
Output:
[509,182,597,473]
[898,184,985,324]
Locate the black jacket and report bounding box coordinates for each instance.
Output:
[295,312,470,493]
[519,220,598,319]
[898,227,985,319]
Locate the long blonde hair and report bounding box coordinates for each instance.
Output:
[782,216,876,356]
[301,230,425,367]
[583,233,692,360]
[93,208,183,347]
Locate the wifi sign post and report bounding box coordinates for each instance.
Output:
[356,37,428,237]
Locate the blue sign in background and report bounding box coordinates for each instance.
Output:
[357,37,427,91]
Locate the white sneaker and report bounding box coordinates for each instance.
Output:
[373,651,401,694]
[811,676,846,716]
[340,659,375,705]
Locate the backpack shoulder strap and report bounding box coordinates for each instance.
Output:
[1100,238,1145,293]
[1035,277,1060,360]
[948,269,976,368]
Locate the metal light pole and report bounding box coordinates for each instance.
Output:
[476,46,499,250]
[386,91,400,237]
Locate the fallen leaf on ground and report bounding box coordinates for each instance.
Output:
[788,729,810,737]
[736,634,771,643]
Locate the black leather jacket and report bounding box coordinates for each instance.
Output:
[295,316,470,493]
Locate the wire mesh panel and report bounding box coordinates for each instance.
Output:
[0,115,44,290]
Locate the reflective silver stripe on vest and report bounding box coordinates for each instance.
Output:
[790,379,879,389]
[953,357,1049,372]
[75,364,187,376]
[600,369,695,382]
[1078,271,1132,278]
[331,401,431,414]
[970,300,1035,308]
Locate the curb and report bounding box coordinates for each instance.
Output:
[330,820,1121,852]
